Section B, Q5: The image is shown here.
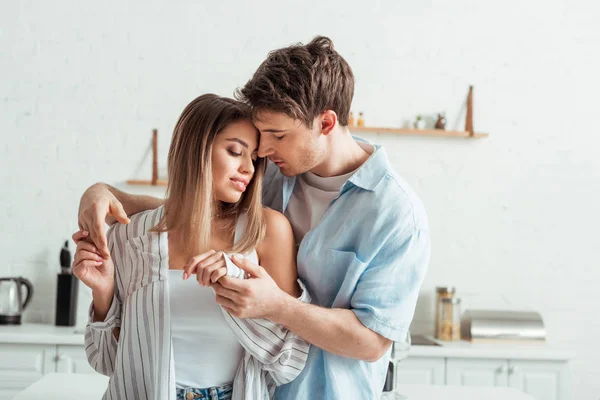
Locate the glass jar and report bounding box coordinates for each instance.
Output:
[434,286,456,339]
[438,297,461,341]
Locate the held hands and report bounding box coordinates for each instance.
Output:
[213,255,287,320]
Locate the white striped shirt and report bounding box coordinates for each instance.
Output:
[84,206,311,400]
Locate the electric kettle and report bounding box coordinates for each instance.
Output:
[0,277,34,325]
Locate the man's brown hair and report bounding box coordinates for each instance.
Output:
[236,36,354,128]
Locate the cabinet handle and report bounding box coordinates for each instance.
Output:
[54,354,67,362]
[508,366,518,374]
[497,365,507,374]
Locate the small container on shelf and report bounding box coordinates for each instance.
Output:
[348,111,355,126]
[435,113,447,130]
[434,286,456,339]
[438,297,462,341]
[414,115,426,130]
[357,112,365,127]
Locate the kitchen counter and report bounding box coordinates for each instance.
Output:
[13,373,535,400]
[399,335,573,361]
[0,323,85,345]
[0,325,572,360]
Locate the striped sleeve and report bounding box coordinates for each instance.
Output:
[84,224,122,376]
[222,279,312,387]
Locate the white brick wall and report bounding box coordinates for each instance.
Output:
[1,0,599,397]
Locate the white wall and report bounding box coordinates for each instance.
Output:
[2,0,599,397]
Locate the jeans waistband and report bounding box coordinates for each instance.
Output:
[176,382,233,400]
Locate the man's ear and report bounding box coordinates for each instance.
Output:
[320,110,337,135]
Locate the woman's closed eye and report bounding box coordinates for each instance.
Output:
[227,148,242,157]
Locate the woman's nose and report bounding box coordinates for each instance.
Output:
[240,156,255,175]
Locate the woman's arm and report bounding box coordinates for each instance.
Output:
[256,208,300,298]
[78,183,164,259]
[83,224,123,376]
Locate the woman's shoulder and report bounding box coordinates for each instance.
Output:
[257,207,294,251]
[107,206,164,243]
[262,207,292,235]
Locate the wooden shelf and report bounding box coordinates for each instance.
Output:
[350,127,488,138]
[128,86,487,186]
[126,179,167,186]
[351,86,488,139]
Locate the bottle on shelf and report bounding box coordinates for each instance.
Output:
[357,112,365,127]
[348,111,355,126]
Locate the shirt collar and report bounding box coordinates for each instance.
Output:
[346,136,388,192]
[280,135,389,211]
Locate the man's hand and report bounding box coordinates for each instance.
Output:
[78,183,130,259]
[212,255,288,319]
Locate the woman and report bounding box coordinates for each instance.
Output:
[72,94,310,400]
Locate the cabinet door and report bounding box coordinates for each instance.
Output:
[55,345,97,374]
[0,343,55,400]
[395,357,445,385]
[446,358,509,387]
[508,360,570,400]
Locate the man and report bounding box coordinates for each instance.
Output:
[78,36,430,399]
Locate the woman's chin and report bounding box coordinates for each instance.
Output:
[217,193,243,204]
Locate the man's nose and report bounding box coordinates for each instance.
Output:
[258,137,274,158]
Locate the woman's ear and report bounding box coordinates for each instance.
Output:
[320,110,337,136]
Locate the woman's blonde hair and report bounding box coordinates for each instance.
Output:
[152,94,266,256]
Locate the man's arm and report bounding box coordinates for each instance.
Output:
[78,183,163,258]
[213,258,391,362]
[276,296,392,362]
[214,228,430,363]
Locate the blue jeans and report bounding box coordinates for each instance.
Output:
[176,383,233,400]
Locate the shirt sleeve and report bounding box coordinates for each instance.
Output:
[222,253,247,279]
[84,224,122,376]
[351,228,430,342]
[221,279,312,386]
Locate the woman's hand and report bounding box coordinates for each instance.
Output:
[78,183,130,260]
[182,250,228,286]
[72,230,115,294]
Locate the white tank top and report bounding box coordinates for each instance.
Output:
[169,214,258,389]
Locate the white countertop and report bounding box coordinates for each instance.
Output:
[0,324,572,361]
[0,323,85,345]
[14,373,535,400]
[399,335,573,361]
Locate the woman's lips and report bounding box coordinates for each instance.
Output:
[230,178,248,192]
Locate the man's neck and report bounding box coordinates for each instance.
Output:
[310,126,370,178]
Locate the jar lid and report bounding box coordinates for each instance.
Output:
[436,286,456,293]
[441,297,461,304]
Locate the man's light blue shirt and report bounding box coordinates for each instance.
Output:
[263,138,430,400]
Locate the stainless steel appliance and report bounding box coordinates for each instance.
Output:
[0,277,34,324]
[461,309,546,343]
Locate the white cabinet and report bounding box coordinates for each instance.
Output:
[508,360,570,400]
[54,345,97,374]
[400,356,571,400]
[0,344,95,399]
[395,357,445,385]
[0,344,55,400]
[446,358,509,387]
